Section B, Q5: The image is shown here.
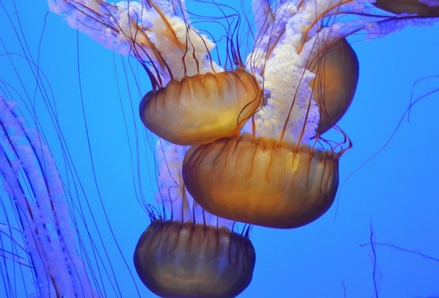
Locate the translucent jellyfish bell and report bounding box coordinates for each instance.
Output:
[140,69,262,145]
[309,38,359,134]
[134,220,255,298]
[374,0,439,16]
[133,140,256,297]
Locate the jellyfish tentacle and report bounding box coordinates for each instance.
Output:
[0,96,96,297]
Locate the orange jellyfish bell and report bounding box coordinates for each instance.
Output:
[183,133,340,229]
[134,220,255,298]
[129,0,263,146]
[134,139,256,297]
[139,68,262,145]
[373,0,439,16]
[310,38,359,134]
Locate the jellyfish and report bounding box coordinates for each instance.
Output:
[309,38,359,134]
[133,140,256,297]
[3,0,439,296]
[373,0,439,16]
[47,0,345,231]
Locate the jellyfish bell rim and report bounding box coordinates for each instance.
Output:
[309,37,359,135]
[139,69,263,146]
[373,0,439,17]
[133,219,256,298]
[182,133,340,229]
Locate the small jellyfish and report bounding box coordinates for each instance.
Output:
[133,141,256,297]
[134,220,255,298]
[373,0,439,16]
[309,38,359,134]
[133,1,264,145]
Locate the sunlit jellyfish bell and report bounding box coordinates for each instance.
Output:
[373,0,439,16]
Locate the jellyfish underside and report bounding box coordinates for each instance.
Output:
[373,0,439,16]
[182,133,340,229]
[139,69,262,146]
[310,38,359,134]
[133,220,256,298]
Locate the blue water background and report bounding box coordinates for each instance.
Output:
[1,1,438,297]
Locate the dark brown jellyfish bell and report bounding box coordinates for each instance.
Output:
[182,133,340,229]
[139,69,262,146]
[133,220,256,298]
[310,38,359,134]
[373,0,439,16]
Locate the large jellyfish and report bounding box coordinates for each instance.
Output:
[1,0,439,297]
